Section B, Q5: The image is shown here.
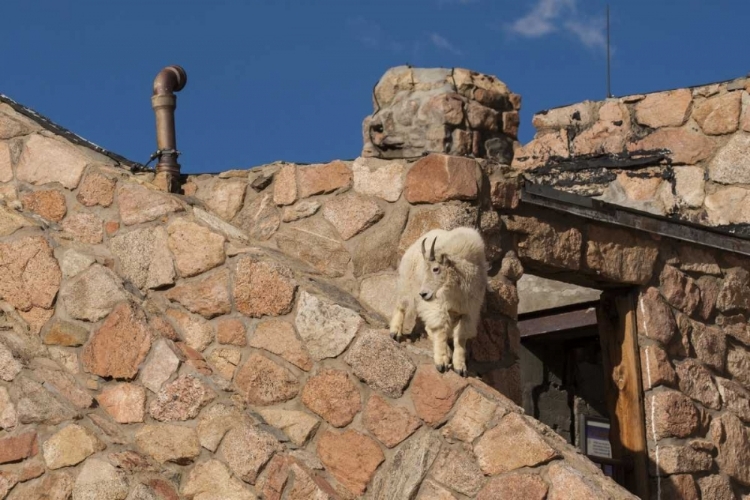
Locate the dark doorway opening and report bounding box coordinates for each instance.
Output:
[516,275,648,498]
[518,301,609,451]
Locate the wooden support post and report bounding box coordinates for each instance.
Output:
[597,291,649,499]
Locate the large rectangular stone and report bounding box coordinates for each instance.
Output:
[16,135,89,189]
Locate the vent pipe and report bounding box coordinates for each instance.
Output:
[151,65,187,193]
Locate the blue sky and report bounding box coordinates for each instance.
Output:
[2,0,749,174]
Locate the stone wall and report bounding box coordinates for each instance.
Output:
[515,76,750,232]
[0,98,637,498]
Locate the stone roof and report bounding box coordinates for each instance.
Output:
[516,74,750,237]
[536,73,748,114]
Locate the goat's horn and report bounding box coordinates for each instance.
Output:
[421,238,427,258]
[429,237,437,261]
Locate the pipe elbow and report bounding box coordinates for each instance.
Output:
[153,65,187,96]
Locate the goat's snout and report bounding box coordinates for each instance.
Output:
[419,290,433,301]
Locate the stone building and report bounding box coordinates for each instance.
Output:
[0,65,747,499]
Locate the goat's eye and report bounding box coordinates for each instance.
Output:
[432,266,440,274]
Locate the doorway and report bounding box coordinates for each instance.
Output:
[517,274,648,499]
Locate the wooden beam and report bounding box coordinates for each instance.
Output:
[518,307,598,338]
[597,292,649,499]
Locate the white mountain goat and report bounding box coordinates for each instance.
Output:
[390,227,488,376]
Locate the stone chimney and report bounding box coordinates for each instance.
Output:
[362,66,521,163]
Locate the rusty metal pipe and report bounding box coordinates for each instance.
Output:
[151,65,187,192]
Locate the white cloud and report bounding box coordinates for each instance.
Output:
[508,0,575,37]
[347,19,463,60]
[347,17,404,53]
[429,33,463,55]
[565,18,606,50]
[507,0,606,52]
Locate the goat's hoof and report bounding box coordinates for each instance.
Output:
[436,363,448,373]
[455,367,468,377]
[390,331,401,342]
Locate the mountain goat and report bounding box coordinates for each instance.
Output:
[390,227,488,376]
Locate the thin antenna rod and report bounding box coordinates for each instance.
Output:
[606,5,612,98]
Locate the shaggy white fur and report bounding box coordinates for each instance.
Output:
[390,227,488,376]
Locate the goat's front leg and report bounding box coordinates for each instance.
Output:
[389,298,407,341]
[453,314,479,377]
[427,325,452,373]
[452,316,471,377]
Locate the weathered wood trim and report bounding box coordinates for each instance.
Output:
[597,292,649,500]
